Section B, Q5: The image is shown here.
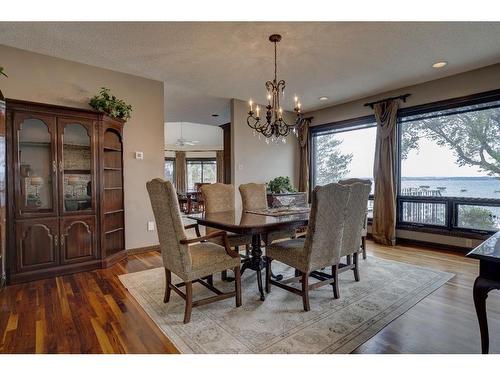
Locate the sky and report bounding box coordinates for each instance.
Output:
[328,126,487,179]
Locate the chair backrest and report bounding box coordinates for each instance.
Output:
[195,182,210,192]
[239,183,267,211]
[146,178,192,278]
[338,181,371,257]
[201,183,235,234]
[303,183,350,271]
[201,183,235,212]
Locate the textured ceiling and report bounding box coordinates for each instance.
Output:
[1,22,500,125]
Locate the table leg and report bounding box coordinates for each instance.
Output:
[473,276,495,354]
[187,196,192,214]
[241,234,265,301]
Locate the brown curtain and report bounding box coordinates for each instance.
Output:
[175,151,186,194]
[216,150,224,183]
[297,117,311,196]
[372,100,399,246]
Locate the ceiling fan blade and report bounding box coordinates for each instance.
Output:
[175,138,199,146]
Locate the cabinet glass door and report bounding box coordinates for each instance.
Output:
[16,114,57,216]
[60,120,93,213]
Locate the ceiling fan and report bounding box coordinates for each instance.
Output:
[175,122,199,147]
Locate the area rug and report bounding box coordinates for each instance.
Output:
[119,257,453,354]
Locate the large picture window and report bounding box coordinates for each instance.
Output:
[398,96,500,233]
[311,118,376,218]
[310,90,500,238]
[186,158,217,191]
[311,119,376,190]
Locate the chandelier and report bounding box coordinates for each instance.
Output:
[247,34,303,142]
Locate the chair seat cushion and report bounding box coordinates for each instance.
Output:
[266,238,308,273]
[265,229,296,245]
[187,242,241,281]
[208,231,252,248]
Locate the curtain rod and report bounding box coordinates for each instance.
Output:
[364,93,411,109]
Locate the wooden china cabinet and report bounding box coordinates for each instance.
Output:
[0,94,6,289]
[5,99,126,283]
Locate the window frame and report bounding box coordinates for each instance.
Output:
[396,89,500,238]
[309,115,377,221]
[309,89,500,240]
[164,157,175,183]
[185,158,217,191]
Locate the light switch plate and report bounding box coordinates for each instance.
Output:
[135,151,144,160]
[147,221,155,231]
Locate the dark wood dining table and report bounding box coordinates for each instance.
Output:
[466,231,500,354]
[187,209,310,301]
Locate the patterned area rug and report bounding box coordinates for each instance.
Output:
[119,257,453,353]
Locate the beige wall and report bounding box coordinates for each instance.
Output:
[306,63,500,248]
[307,63,500,126]
[0,44,164,250]
[231,98,299,210]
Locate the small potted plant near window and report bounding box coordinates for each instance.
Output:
[89,87,132,121]
[266,176,307,208]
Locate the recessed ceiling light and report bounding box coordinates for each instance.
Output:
[432,61,448,69]
[319,96,329,101]
[211,114,219,117]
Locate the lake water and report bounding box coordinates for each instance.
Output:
[400,177,500,199]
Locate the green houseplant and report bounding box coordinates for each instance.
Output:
[267,176,297,194]
[89,87,132,121]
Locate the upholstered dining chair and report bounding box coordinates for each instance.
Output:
[266,182,371,311]
[147,179,242,324]
[239,182,295,245]
[338,178,372,259]
[336,182,372,288]
[201,183,253,279]
[265,183,350,311]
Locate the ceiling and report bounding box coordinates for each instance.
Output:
[1,22,500,125]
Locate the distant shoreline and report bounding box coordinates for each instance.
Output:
[400,176,499,181]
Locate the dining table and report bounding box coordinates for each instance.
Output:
[187,208,310,301]
[466,231,500,354]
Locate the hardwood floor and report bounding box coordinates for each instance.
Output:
[1,240,499,354]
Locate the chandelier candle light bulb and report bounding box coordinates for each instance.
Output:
[247,34,304,140]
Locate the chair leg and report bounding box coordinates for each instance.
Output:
[301,272,310,311]
[183,282,193,324]
[234,266,242,307]
[221,270,228,281]
[294,268,300,277]
[265,257,272,293]
[164,268,171,303]
[206,275,213,286]
[346,254,352,265]
[245,244,250,257]
[332,264,340,299]
[361,237,367,259]
[353,252,360,282]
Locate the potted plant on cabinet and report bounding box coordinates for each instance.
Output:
[89,87,132,120]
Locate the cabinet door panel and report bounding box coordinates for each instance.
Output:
[15,218,59,272]
[58,118,96,215]
[60,216,96,264]
[13,112,58,218]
